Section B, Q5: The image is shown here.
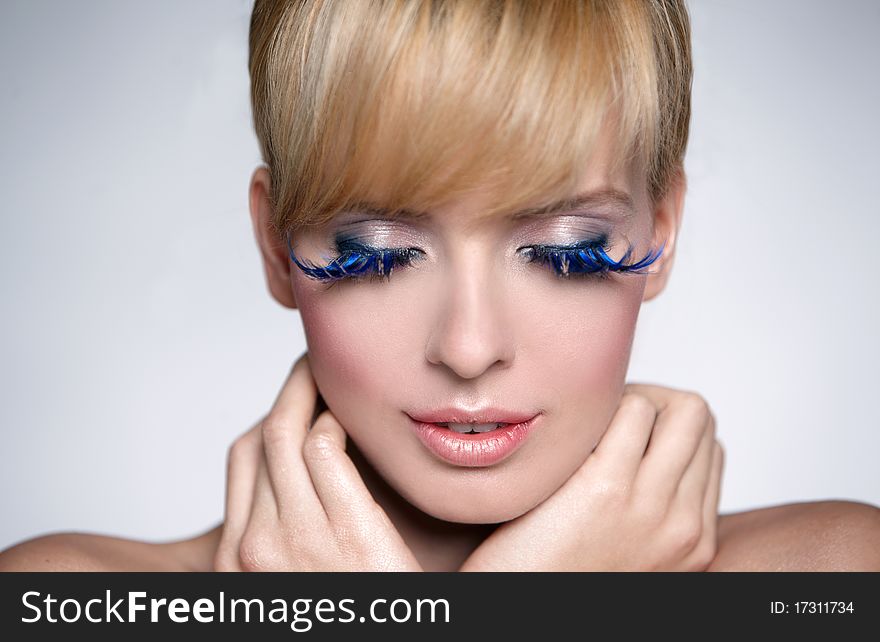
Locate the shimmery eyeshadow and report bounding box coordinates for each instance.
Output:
[287,230,663,283]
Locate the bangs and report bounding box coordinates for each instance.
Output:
[253,0,667,236]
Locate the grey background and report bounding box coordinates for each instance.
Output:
[1,0,877,550]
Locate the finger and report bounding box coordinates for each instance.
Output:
[216,424,262,571]
[680,438,724,571]
[252,450,283,523]
[672,414,716,514]
[261,352,323,516]
[622,383,672,409]
[302,410,381,525]
[237,454,289,571]
[704,439,724,523]
[634,389,711,501]
[586,391,657,484]
[269,352,320,427]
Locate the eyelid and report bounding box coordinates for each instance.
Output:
[287,221,662,283]
[511,214,615,246]
[336,211,615,250]
[287,230,424,282]
[334,217,431,247]
[523,233,611,252]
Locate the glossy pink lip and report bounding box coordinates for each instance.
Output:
[407,407,538,425]
[406,410,541,468]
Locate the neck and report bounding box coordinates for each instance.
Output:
[348,441,498,572]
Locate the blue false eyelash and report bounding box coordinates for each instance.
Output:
[286,231,425,282]
[521,236,665,279]
[286,230,664,283]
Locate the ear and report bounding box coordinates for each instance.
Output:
[249,166,298,309]
[642,167,686,302]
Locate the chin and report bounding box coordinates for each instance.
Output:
[389,470,549,525]
[421,502,532,525]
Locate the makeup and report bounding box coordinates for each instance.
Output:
[406,410,541,467]
[287,229,663,283]
[521,236,665,279]
[286,231,425,281]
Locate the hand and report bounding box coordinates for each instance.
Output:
[458,385,725,571]
[213,352,423,571]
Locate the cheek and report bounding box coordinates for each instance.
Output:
[520,276,646,454]
[527,277,644,392]
[295,274,644,427]
[291,279,420,429]
[290,272,647,523]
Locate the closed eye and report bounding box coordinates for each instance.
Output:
[520,237,665,280]
[287,232,425,283]
[287,230,663,284]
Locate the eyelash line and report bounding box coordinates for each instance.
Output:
[286,231,664,283]
[521,237,665,279]
[286,231,424,282]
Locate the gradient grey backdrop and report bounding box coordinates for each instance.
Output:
[1,0,878,550]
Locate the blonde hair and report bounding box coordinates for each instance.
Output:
[248,0,692,237]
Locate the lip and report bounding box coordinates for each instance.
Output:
[407,407,538,425]
[406,409,541,468]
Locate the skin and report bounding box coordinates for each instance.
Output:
[276,127,673,529]
[206,356,725,571]
[2,129,880,571]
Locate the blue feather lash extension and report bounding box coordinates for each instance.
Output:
[287,229,664,282]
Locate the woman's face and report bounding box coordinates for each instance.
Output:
[278,136,677,524]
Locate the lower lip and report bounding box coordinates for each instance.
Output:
[409,415,540,467]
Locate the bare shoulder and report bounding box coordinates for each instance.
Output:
[0,524,223,572]
[708,500,880,571]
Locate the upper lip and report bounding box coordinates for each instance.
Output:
[407,407,539,425]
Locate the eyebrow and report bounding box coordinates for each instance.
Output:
[507,188,635,220]
[349,188,636,222]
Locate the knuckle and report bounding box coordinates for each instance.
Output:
[227,434,252,466]
[580,472,630,508]
[601,478,631,504]
[238,530,279,572]
[682,537,717,572]
[260,416,291,448]
[694,536,718,570]
[669,514,703,553]
[674,391,712,425]
[620,392,654,418]
[302,431,339,463]
[623,382,656,396]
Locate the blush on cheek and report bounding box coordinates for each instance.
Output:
[292,281,415,432]
[526,278,646,456]
[578,282,645,435]
[295,297,371,415]
[531,276,644,382]
[573,285,642,386]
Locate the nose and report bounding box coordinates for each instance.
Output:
[424,263,515,379]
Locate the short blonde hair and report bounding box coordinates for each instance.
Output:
[249,0,692,237]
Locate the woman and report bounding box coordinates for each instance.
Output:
[2,0,878,572]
